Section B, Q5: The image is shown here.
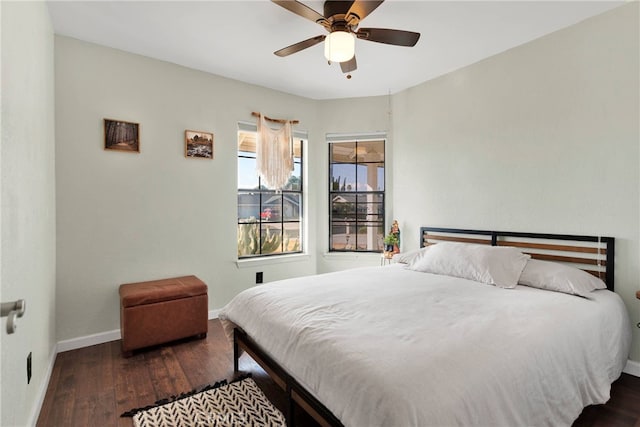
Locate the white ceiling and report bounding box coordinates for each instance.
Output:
[47,1,624,100]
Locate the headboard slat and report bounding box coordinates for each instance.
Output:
[527,253,606,266]
[584,270,606,280]
[424,235,492,245]
[496,240,606,254]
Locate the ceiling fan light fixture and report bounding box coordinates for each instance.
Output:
[324,31,355,63]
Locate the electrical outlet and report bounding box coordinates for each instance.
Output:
[27,352,32,384]
[256,272,263,284]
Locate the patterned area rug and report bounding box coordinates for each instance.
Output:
[121,376,286,427]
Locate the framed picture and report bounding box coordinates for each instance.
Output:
[104,119,140,152]
[185,130,214,159]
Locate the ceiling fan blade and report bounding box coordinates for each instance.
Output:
[340,55,357,73]
[356,28,420,47]
[274,35,326,57]
[271,0,328,25]
[345,0,384,23]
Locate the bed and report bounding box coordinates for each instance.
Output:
[219,228,632,427]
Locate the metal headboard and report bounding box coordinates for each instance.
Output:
[420,227,615,291]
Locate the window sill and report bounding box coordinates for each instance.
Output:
[236,253,310,269]
[322,252,382,262]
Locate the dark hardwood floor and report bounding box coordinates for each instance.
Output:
[37,319,640,427]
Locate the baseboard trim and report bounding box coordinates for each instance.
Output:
[56,309,221,353]
[623,359,640,377]
[57,329,121,353]
[27,344,57,427]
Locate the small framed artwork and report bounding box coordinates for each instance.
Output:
[185,130,214,159]
[104,119,140,152]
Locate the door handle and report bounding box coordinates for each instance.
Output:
[1,299,26,334]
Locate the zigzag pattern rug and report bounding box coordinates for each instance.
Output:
[122,376,286,427]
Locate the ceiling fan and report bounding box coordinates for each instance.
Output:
[271,0,420,77]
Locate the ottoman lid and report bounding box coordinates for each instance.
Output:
[119,275,207,307]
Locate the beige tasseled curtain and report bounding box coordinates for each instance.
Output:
[256,113,294,190]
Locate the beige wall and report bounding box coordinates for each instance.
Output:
[54,36,321,342]
[1,1,57,425]
[391,3,639,361]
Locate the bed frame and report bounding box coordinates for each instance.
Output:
[233,227,616,427]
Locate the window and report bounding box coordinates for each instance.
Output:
[329,138,385,252]
[237,128,304,258]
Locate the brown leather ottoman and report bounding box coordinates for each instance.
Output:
[119,275,208,356]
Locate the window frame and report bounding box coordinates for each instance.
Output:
[328,137,386,253]
[237,126,306,259]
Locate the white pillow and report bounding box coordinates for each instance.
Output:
[518,259,606,297]
[392,247,429,264]
[407,242,530,288]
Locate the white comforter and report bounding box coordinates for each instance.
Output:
[219,265,631,427]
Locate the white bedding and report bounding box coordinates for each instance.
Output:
[219,264,632,427]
